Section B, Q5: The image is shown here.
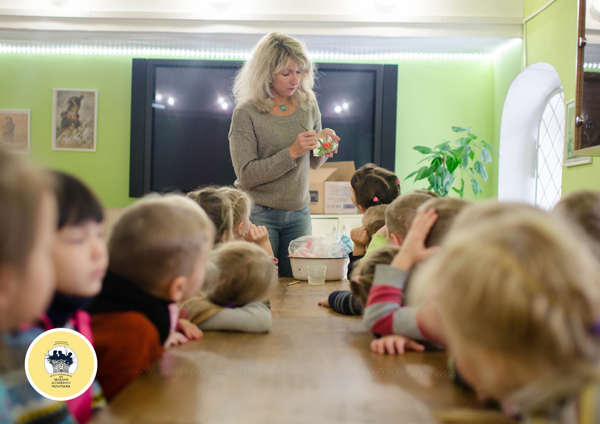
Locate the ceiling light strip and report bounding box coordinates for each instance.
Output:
[0,44,504,60]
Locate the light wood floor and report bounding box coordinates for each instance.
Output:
[90,279,483,424]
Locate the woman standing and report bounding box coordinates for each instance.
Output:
[229,32,340,278]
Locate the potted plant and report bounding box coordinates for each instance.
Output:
[405,126,499,198]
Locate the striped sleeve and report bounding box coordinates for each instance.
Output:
[328,291,363,316]
[362,264,425,341]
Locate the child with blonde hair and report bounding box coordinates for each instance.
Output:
[553,190,600,259]
[218,187,275,259]
[363,197,469,352]
[180,242,277,332]
[0,150,80,423]
[187,186,234,245]
[416,210,600,423]
[87,195,214,401]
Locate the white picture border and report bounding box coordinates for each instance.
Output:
[51,88,98,152]
[0,109,30,154]
[563,99,592,167]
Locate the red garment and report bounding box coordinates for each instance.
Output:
[90,311,163,401]
[40,310,95,424]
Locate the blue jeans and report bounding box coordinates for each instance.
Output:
[250,204,312,278]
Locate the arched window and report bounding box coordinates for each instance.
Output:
[535,89,564,210]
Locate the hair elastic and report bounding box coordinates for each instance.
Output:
[351,275,361,284]
[226,302,235,309]
[373,197,379,202]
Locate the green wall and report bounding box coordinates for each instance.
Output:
[0,54,133,208]
[523,0,599,193]
[394,59,496,200]
[0,53,508,208]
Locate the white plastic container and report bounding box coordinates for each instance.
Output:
[289,257,348,281]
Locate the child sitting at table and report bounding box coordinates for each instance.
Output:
[0,150,79,423]
[87,195,214,401]
[187,186,234,246]
[180,242,277,333]
[363,197,469,351]
[419,209,600,424]
[552,190,600,259]
[319,192,437,316]
[41,171,109,422]
[218,187,275,260]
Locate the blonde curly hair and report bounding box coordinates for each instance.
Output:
[232,32,317,113]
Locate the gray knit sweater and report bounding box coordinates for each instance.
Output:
[228,101,328,211]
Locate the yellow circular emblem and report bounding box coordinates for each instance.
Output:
[24,328,97,401]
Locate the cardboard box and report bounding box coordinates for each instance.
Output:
[309,161,358,214]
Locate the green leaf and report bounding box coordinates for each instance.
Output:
[452,126,472,133]
[480,147,493,163]
[428,173,441,195]
[471,178,482,196]
[474,160,489,183]
[414,146,433,154]
[468,132,478,140]
[431,157,443,169]
[469,150,475,160]
[461,154,469,168]
[417,154,442,165]
[452,187,461,194]
[447,156,459,174]
[435,141,451,151]
[481,140,500,156]
[460,178,465,198]
[405,171,418,180]
[414,166,432,182]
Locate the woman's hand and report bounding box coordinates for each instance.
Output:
[289,130,318,160]
[318,128,340,158]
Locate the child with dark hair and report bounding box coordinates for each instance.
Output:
[350,163,400,212]
[40,171,108,422]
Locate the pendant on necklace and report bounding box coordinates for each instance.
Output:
[280,105,287,111]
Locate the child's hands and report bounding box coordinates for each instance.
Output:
[318,298,331,308]
[163,331,189,349]
[351,227,369,256]
[370,335,425,355]
[245,225,274,257]
[177,318,203,341]
[391,209,439,270]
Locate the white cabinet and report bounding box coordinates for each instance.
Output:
[310,214,363,239]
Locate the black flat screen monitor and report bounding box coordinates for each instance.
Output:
[130,59,397,196]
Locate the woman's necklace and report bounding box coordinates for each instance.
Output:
[273,98,288,112]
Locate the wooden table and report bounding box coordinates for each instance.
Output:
[90,279,482,424]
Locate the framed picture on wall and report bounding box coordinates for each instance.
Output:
[564,99,592,167]
[52,89,98,152]
[0,109,30,154]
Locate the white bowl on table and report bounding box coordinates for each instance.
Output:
[289,257,348,281]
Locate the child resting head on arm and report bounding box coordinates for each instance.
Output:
[364,197,470,354]
[87,195,214,401]
[415,209,600,424]
[552,189,600,260]
[187,186,234,246]
[0,151,81,423]
[180,242,278,333]
[218,187,275,259]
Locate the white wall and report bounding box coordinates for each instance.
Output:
[498,63,562,204]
